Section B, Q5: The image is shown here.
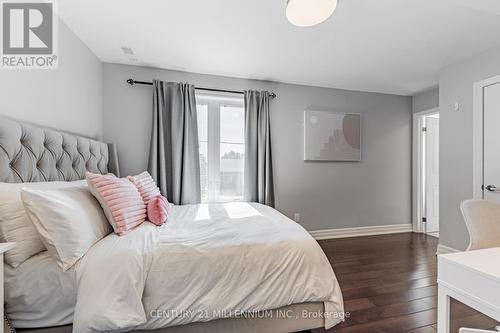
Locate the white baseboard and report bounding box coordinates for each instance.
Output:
[308,224,413,240]
[436,244,460,255]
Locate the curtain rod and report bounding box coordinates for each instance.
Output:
[126,79,276,98]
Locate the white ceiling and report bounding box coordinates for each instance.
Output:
[58,0,500,96]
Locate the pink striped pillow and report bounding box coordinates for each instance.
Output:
[127,171,162,204]
[128,172,171,225]
[86,172,146,235]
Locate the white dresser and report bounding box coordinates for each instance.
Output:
[438,248,500,333]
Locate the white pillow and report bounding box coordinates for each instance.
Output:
[21,186,112,271]
[0,180,86,268]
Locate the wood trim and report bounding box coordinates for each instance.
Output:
[473,79,484,199]
[308,224,413,240]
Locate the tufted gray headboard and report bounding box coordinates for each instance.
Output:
[0,118,120,183]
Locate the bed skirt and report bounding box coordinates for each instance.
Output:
[16,302,325,333]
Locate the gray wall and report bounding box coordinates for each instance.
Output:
[439,45,500,250]
[103,63,412,231]
[412,87,439,113]
[0,21,103,139]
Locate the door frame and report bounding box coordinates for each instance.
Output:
[473,74,500,199]
[412,108,439,233]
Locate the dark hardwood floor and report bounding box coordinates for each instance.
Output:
[311,233,498,333]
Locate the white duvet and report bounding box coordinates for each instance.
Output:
[73,202,344,332]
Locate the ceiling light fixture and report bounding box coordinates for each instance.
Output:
[286,0,338,27]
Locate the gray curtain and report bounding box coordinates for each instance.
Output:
[244,90,275,207]
[148,80,201,205]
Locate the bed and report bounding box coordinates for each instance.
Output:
[0,118,344,333]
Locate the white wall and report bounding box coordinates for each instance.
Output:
[3,14,497,241]
[413,87,439,113]
[439,45,500,250]
[103,63,413,231]
[0,21,103,139]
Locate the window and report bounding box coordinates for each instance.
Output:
[196,94,245,203]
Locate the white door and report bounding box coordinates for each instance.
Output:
[483,82,500,203]
[425,116,439,233]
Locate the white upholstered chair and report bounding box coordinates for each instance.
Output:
[460,199,500,251]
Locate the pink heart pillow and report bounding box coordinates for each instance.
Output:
[147,196,170,226]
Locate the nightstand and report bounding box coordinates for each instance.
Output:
[0,243,16,333]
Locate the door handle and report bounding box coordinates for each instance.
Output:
[485,185,500,192]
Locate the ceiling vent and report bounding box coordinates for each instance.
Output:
[121,46,134,55]
[121,46,138,62]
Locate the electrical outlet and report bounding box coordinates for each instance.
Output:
[293,213,301,223]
